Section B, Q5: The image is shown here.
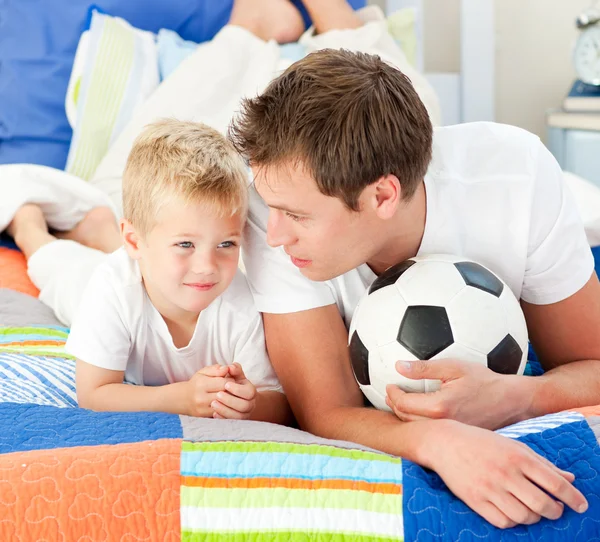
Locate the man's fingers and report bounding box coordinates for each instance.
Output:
[385,395,431,422]
[508,477,564,521]
[386,384,448,419]
[533,454,576,482]
[394,358,466,381]
[524,455,588,514]
[488,490,541,526]
[473,501,517,530]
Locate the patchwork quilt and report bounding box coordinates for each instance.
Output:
[1,243,600,541]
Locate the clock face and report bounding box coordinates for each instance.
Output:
[574,26,600,85]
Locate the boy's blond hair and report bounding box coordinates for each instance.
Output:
[123,119,249,236]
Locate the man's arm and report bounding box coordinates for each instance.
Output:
[523,272,600,414]
[263,305,588,528]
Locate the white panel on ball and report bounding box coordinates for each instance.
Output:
[355,286,409,348]
[447,286,508,353]
[394,260,467,307]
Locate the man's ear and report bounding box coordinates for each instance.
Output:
[120,219,143,260]
[372,174,401,220]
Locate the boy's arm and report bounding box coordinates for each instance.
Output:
[76,359,230,416]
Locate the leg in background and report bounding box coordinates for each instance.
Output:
[229,0,305,43]
[301,0,363,33]
[54,206,122,254]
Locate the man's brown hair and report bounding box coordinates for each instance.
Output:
[229,48,433,211]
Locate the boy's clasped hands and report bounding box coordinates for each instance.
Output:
[186,362,257,420]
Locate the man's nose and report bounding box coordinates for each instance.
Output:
[193,250,218,275]
[266,210,295,248]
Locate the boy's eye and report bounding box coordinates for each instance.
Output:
[218,241,237,249]
[177,242,194,249]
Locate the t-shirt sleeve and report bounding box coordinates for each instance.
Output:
[65,266,132,371]
[242,185,336,314]
[521,140,594,305]
[232,309,282,393]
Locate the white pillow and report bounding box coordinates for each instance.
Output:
[563,171,600,247]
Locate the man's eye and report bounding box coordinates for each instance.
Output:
[177,242,193,249]
[286,212,304,222]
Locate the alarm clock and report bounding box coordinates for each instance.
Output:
[574,4,600,86]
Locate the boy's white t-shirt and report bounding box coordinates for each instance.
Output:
[243,122,594,328]
[65,248,281,391]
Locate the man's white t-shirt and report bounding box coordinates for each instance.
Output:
[243,122,594,328]
[65,248,281,391]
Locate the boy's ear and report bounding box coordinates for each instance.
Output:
[120,219,143,260]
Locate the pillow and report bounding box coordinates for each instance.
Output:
[563,171,600,247]
[0,0,366,170]
[65,11,159,181]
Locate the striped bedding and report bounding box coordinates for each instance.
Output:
[2,241,600,541]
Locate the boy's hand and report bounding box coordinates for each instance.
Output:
[212,363,257,420]
[185,365,232,417]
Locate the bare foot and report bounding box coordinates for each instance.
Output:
[229,0,305,44]
[54,206,122,253]
[7,204,57,260]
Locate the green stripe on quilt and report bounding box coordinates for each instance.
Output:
[182,532,400,542]
[68,16,134,180]
[0,326,72,359]
[181,440,400,464]
[181,487,401,513]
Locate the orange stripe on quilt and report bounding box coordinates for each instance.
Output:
[181,475,402,494]
[570,405,600,417]
[0,438,181,541]
[0,247,39,297]
[2,340,66,347]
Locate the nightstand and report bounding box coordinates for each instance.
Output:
[546,109,600,189]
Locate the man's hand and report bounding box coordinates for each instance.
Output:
[423,421,588,529]
[185,364,232,417]
[385,359,530,429]
[212,363,258,420]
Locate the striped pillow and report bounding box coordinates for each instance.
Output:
[65,10,159,181]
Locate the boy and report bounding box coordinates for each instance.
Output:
[7,119,289,423]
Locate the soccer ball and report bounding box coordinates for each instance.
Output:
[348,254,528,411]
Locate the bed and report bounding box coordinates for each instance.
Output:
[1,237,600,540]
[2,2,600,541]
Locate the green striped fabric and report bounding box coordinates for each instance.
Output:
[0,326,72,359]
[181,440,404,541]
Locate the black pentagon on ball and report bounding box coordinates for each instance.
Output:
[369,259,416,294]
[454,261,504,297]
[349,331,371,385]
[398,306,454,360]
[487,334,523,375]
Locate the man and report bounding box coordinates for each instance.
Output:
[229,42,600,529]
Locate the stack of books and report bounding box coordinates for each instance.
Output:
[546,80,600,131]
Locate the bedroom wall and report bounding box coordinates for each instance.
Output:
[370,0,590,140]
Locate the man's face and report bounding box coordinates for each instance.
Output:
[253,162,379,281]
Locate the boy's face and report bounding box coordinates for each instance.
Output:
[125,196,243,319]
[253,162,384,282]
